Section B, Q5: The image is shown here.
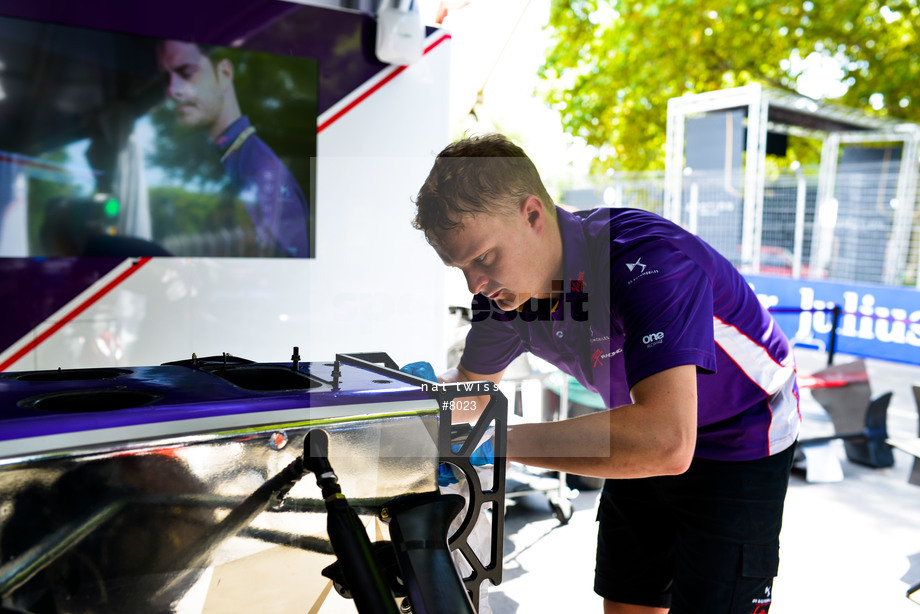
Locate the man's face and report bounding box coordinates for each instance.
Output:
[156,41,225,131]
[431,201,556,311]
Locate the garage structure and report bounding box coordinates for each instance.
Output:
[664,84,920,287]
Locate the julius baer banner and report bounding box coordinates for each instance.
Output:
[745,274,920,366]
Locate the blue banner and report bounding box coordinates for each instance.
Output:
[745,275,920,366]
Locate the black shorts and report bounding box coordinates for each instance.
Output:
[594,444,795,613]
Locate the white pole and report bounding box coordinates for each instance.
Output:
[792,161,806,279]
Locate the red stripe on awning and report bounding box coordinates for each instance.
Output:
[0,257,154,372]
[317,33,451,133]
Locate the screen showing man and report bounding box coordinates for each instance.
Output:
[156,40,310,258]
[0,14,318,260]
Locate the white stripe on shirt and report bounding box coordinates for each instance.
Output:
[714,317,801,455]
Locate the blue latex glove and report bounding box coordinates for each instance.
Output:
[402,362,462,485]
[400,361,438,382]
[452,438,494,466]
[401,362,495,480]
[438,463,459,486]
[438,440,493,486]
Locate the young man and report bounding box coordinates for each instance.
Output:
[413,133,800,613]
[156,40,310,257]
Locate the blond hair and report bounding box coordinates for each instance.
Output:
[413,133,555,242]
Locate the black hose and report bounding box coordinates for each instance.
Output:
[304,429,399,614]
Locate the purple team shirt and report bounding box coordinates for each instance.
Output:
[215,116,310,257]
[461,207,800,461]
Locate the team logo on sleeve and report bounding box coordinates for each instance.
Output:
[643,331,665,347]
[626,256,660,285]
[626,258,646,273]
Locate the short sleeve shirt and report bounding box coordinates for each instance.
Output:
[460,207,799,461]
[216,116,310,257]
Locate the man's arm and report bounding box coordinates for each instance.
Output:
[439,364,506,425]
[507,364,698,479]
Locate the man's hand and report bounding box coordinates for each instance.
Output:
[452,437,494,466]
[399,361,438,382]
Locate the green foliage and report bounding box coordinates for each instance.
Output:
[541,0,920,171]
[148,185,253,241]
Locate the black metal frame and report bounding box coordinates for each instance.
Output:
[335,353,508,607]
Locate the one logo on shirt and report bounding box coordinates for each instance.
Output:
[626,258,646,273]
[643,331,665,347]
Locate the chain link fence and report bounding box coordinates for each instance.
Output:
[560,164,920,288]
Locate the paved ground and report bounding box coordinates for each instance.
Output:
[487,349,920,613]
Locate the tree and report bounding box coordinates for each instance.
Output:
[540,0,920,171]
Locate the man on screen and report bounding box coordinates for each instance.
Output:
[156,39,310,257]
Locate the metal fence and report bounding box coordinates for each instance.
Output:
[560,164,920,288]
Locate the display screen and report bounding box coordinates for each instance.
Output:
[0,14,318,258]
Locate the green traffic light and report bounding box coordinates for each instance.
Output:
[104,199,120,216]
